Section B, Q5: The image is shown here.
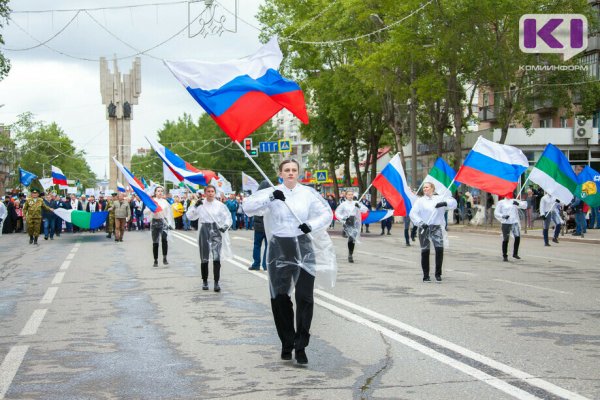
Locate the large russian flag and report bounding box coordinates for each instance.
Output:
[112,157,162,213]
[51,165,68,186]
[146,137,218,186]
[163,37,309,142]
[455,137,529,196]
[372,154,417,216]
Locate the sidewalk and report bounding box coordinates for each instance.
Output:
[448,222,600,245]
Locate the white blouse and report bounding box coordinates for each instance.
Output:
[186,199,232,226]
[144,198,175,227]
[409,194,457,226]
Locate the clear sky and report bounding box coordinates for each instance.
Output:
[0,0,264,178]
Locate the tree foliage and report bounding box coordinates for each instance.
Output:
[8,112,97,189]
[0,0,10,81]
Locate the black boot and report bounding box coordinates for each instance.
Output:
[33,237,38,245]
[502,240,509,261]
[202,280,209,290]
[513,237,521,259]
[153,243,159,266]
[214,281,221,292]
[29,236,33,244]
[163,257,169,265]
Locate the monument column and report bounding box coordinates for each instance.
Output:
[100,57,141,191]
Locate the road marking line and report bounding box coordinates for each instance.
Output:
[40,287,58,304]
[65,253,74,260]
[231,236,252,242]
[229,253,587,400]
[70,247,78,253]
[493,279,571,295]
[51,271,65,285]
[0,345,29,399]
[59,260,71,271]
[445,269,477,276]
[20,309,48,336]
[356,250,414,264]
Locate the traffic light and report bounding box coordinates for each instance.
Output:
[244,138,253,152]
[249,149,258,157]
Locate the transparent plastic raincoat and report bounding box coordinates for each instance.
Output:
[144,198,175,243]
[409,194,457,251]
[186,199,233,262]
[494,198,527,239]
[335,200,368,243]
[243,184,337,297]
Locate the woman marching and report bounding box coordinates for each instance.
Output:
[185,185,232,292]
[335,190,368,263]
[409,182,457,282]
[243,159,336,365]
[144,186,175,267]
[495,194,527,261]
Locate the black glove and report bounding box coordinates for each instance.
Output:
[219,225,229,233]
[195,199,203,207]
[298,223,312,234]
[354,202,360,208]
[503,215,509,219]
[419,223,429,234]
[271,190,285,202]
[346,216,356,225]
[435,201,447,208]
[555,199,561,203]
[541,215,546,220]
[512,201,519,206]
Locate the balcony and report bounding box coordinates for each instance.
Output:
[532,98,556,113]
[587,35,600,52]
[478,106,497,122]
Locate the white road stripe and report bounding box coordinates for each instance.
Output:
[0,345,29,399]
[230,251,588,400]
[40,287,58,304]
[59,260,71,271]
[70,247,78,253]
[51,271,65,285]
[356,250,414,264]
[65,253,74,260]
[231,236,252,242]
[493,279,571,295]
[445,269,477,276]
[20,309,48,336]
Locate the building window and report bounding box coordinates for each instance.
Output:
[569,150,588,162]
[540,118,553,128]
[579,53,599,79]
[559,117,568,128]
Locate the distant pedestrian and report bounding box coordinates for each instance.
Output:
[246,181,270,271]
[335,191,368,263]
[495,195,527,261]
[111,193,130,242]
[144,186,174,267]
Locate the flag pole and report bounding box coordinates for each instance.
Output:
[357,182,373,203]
[422,175,457,229]
[234,140,312,237]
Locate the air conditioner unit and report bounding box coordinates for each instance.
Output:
[573,116,593,139]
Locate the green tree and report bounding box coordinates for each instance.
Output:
[9,112,97,189]
[0,0,10,81]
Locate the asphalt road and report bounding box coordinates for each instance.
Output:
[1,226,599,399]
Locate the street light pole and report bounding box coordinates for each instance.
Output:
[410,61,418,188]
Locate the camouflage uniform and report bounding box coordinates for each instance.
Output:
[23,197,53,244]
[106,195,116,238]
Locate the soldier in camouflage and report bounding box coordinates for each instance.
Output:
[23,189,54,245]
[106,192,117,239]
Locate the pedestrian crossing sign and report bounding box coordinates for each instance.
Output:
[278,139,291,153]
[315,170,328,183]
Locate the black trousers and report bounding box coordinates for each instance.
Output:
[270,268,315,352]
[501,224,520,256]
[421,247,444,278]
[201,261,221,282]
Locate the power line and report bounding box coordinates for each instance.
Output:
[3,11,81,51]
[10,1,188,14]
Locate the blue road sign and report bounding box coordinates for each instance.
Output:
[315,170,328,183]
[278,139,291,153]
[259,141,279,153]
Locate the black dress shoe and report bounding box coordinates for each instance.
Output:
[513,255,521,259]
[295,349,308,364]
[423,277,431,282]
[435,276,442,282]
[153,260,158,267]
[544,243,551,246]
[214,282,221,292]
[552,238,559,243]
[281,350,292,360]
[348,255,354,263]
[202,281,209,290]
[163,257,169,265]
[503,256,508,262]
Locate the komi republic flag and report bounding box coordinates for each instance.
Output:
[163,37,309,142]
[528,143,578,204]
[575,165,600,207]
[53,209,108,230]
[423,158,460,197]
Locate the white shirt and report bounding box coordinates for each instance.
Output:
[335,200,368,221]
[243,183,332,237]
[409,194,457,226]
[186,199,232,226]
[144,198,175,227]
[494,198,527,224]
[540,194,561,215]
[70,199,79,210]
[0,201,7,220]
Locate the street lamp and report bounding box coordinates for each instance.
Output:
[36,155,60,177]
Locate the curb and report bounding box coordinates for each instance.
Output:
[452,227,600,245]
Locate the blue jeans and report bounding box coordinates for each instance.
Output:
[43,217,55,238]
[230,211,237,230]
[589,207,599,228]
[136,211,144,230]
[252,230,268,270]
[245,215,254,230]
[182,212,191,230]
[575,211,586,234]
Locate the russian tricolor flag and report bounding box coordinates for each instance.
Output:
[372,154,417,216]
[117,181,126,193]
[146,137,218,186]
[455,137,529,196]
[112,157,162,213]
[163,37,309,142]
[51,165,68,186]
